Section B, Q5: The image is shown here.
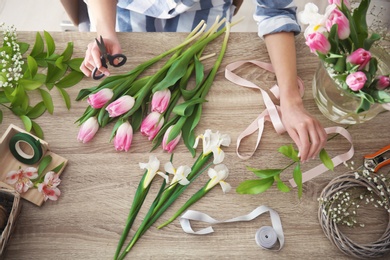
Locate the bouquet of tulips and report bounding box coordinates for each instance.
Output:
[76,18,234,155]
[299,0,390,113]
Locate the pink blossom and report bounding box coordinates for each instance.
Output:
[305,32,331,55]
[151,89,171,113]
[106,95,135,117]
[326,9,350,40]
[6,167,38,193]
[162,125,181,153]
[346,71,367,91]
[328,0,350,9]
[114,121,133,152]
[77,117,99,143]
[377,76,390,90]
[87,88,114,109]
[346,48,371,70]
[140,112,164,140]
[37,171,61,201]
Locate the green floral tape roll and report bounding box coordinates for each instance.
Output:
[9,133,43,164]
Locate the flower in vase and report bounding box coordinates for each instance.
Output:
[106,95,135,117]
[347,48,371,70]
[346,71,367,91]
[37,171,61,201]
[306,32,331,55]
[6,167,38,193]
[377,76,390,90]
[87,88,114,109]
[328,0,350,9]
[325,8,350,40]
[114,121,133,152]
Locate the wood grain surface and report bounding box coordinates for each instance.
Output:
[0,31,389,260]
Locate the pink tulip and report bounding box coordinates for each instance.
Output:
[377,76,390,90]
[305,32,331,55]
[162,125,181,153]
[346,48,371,70]
[77,117,99,143]
[326,9,350,40]
[328,0,350,9]
[106,95,135,117]
[346,71,367,91]
[140,112,164,140]
[87,88,114,109]
[151,89,171,113]
[114,121,133,152]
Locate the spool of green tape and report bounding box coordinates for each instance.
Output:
[9,133,43,164]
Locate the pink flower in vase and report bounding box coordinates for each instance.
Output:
[326,9,350,40]
[346,71,367,91]
[140,112,164,140]
[6,167,38,193]
[347,48,371,70]
[114,121,133,152]
[87,88,114,109]
[305,32,331,55]
[377,76,390,90]
[37,171,61,201]
[162,125,181,153]
[151,89,171,113]
[328,0,350,9]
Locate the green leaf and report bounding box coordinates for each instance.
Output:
[57,87,71,110]
[55,56,65,70]
[27,55,38,78]
[371,90,390,103]
[67,58,84,72]
[20,115,32,131]
[37,155,52,176]
[172,98,205,117]
[30,32,44,57]
[45,63,67,87]
[276,180,290,193]
[364,33,381,50]
[293,164,303,198]
[26,101,46,119]
[39,89,54,114]
[246,167,283,179]
[18,78,44,91]
[131,106,144,132]
[319,149,334,171]
[55,71,84,88]
[31,121,44,139]
[61,42,74,62]
[18,42,30,54]
[0,91,10,103]
[236,178,274,195]
[278,144,299,162]
[352,0,369,48]
[44,31,56,57]
[51,162,65,173]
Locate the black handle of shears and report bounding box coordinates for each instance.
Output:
[92,56,108,80]
[108,53,127,67]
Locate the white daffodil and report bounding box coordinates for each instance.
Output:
[164,162,191,187]
[139,155,166,188]
[298,3,337,38]
[193,129,231,164]
[205,164,231,193]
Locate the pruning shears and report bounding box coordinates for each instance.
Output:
[92,35,127,80]
[363,144,390,172]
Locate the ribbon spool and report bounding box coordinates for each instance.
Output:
[255,226,278,249]
[9,133,43,165]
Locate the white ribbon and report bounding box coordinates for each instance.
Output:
[179,205,284,251]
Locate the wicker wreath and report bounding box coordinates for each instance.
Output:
[318,171,390,259]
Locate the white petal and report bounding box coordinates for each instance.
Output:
[164,162,175,174]
[193,135,201,148]
[178,177,190,186]
[207,167,217,179]
[157,171,169,183]
[219,181,231,193]
[212,148,225,164]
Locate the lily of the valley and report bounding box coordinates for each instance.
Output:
[162,125,182,153]
[6,167,38,193]
[77,116,99,143]
[193,129,231,164]
[151,89,171,113]
[87,88,114,109]
[106,95,135,117]
[140,112,164,140]
[37,171,61,201]
[139,155,166,188]
[114,121,133,152]
[204,164,231,192]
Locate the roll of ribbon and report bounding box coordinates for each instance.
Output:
[9,133,43,164]
[255,226,278,249]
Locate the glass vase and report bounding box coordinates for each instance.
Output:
[312,48,390,124]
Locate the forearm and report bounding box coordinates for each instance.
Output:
[264,32,303,107]
[88,0,117,38]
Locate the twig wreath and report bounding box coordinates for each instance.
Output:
[318,169,390,259]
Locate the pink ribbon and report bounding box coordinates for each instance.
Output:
[225,60,354,186]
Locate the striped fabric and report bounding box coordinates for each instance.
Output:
[113,0,301,37]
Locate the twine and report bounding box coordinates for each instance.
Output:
[318,172,390,259]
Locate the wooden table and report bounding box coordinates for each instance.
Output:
[1,32,389,260]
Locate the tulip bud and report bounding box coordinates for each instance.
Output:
[328,0,350,9]
[162,125,181,153]
[346,71,367,91]
[87,88,114,109]
[151,89,171,113]
[77,117,99,143]
[377,76,390,90]
[346,48,371,70]
[140,112,164,140]
[114,121,133,152]
[326,9,350,40]
[106,95,135,117]
[305,32,331,55]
